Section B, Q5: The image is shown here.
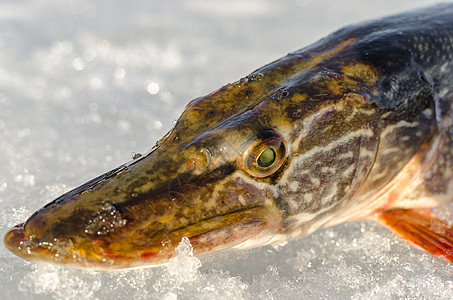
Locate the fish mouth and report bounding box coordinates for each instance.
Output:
[4,206,276,270]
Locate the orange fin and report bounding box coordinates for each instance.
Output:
[377,209,453,264]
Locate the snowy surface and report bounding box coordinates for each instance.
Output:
[1,0,452,299]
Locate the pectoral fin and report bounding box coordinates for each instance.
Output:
[378,209,453,263]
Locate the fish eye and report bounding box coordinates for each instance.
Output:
[243,135,286,178]
[257,148,276,168]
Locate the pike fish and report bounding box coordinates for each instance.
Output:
[4,4,453,269]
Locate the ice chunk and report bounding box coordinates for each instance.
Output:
[165,237,202,283]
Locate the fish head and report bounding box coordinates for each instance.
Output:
[7,41,433,270]
[4,57,311,269]
[4,123,287,269]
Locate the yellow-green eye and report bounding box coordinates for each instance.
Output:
[242,135,286,178]
[257,148,276,168]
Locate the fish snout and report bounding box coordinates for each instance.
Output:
[4,206,127,269]
[5,218,91,268]
[4,223,27,255]
[4,223,56,265]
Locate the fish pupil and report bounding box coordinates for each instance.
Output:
[257,148,276,168]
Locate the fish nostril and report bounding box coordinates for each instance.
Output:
[185,159,197,172]
[184,148,213,175]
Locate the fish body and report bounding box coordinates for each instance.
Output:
[5,3,453,269]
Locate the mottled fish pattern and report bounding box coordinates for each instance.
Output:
[4,3,453,269]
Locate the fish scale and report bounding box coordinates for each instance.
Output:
[4,3,453,269]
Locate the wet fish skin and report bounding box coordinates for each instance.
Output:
[4,3,453,269]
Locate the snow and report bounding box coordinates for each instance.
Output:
[1,0,452,299]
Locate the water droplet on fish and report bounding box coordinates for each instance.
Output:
[281,89,289,97]
[238,77,248,87]
[248,73,264,81]
[132,152,142,159]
